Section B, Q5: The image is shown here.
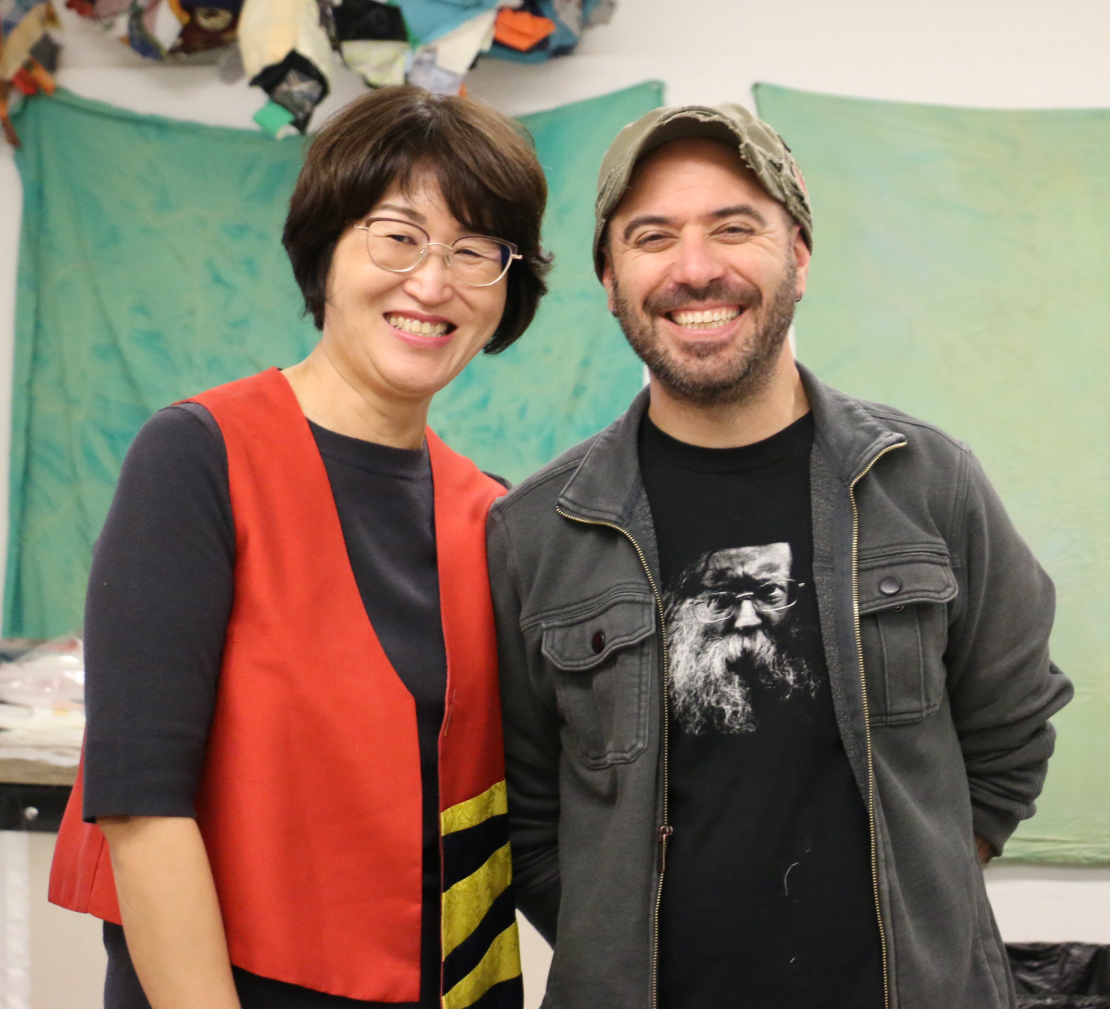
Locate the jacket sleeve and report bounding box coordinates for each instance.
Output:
[488,503,562,944]
[945,448,1073,855]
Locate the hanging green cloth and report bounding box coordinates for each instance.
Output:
[754,82,1110,865]
[7,81,661,640]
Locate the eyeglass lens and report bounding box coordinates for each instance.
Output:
[694,585,796,622]
[363,219,512,286]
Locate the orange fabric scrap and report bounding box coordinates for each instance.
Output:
[493,7,556,51]
[26,58,55,93]
[11,65,36,94]
[0,80,18,148]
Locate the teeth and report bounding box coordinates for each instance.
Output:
[386,314,450,337]
[670,307,741,329]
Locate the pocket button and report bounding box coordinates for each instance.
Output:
[878,576,902,596]
[591,630,606,653]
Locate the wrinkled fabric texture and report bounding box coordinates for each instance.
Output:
[488,368,1072,1009]
[6,81,661,638]
[752,83,1110,865]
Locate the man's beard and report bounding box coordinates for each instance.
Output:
[612,258,798,407]
[667,597,815,735]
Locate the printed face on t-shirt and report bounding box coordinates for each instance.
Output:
[665,542,818,735]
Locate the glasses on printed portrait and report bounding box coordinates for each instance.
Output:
[355,218,522,288]
[691,579,803,625]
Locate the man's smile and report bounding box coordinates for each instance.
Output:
[666,305,743,330]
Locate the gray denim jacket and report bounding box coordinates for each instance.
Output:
[487,365,1073,1009]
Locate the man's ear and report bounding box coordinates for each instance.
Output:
[791,226,812,301]
[601,252,617,315]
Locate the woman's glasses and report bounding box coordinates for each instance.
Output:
[355,218,521,288]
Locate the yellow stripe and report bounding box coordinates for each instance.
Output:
[442,842,512,956]
[443,922,521,1009]
[441,780,507,836]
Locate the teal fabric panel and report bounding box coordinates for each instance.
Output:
[427,84,662,478]
[8,82,660,639]
[753,83,1110,864]
[8,92,316,640]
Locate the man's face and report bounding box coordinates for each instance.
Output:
[695,544,795,630]
[665,542,814,735]
[602,137,811,406]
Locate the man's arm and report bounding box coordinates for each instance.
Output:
[98,816,241,1009]
[488,505,562,943]
[945,450,1073,856]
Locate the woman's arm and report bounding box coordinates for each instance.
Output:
[84,405,239,1004]
[99,816,241,1009]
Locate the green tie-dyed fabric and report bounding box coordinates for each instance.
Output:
[7,82,661,640]
[754,83,1110,864]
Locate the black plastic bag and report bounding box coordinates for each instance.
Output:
[1008,943,1110,1008]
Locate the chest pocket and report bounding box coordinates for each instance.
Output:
[541,591,656,769]
[858,555,957,726]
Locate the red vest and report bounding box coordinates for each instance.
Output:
[50,369,521,1005]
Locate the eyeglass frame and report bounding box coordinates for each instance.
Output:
[689,579,804,624]
[354,217,523,288]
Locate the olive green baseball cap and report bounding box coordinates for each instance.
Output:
[593,102,812,278]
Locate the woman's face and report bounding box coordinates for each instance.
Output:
[321,170,509,405]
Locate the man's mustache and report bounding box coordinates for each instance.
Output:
[643,279,762,316]
[720,627,777,666]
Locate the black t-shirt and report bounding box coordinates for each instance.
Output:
[83,402,448,1009]
[639,411,884,1009]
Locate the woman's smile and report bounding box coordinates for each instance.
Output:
[384,310,458,346]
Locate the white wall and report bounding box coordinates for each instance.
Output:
[3,0,1109,1003]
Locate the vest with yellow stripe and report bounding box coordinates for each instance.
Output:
[49,368,522,1006]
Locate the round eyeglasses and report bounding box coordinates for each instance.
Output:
[690,581,802,624]
[354,218,521,288]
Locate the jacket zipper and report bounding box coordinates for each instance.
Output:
[849,440,905,1009]
[554,506,671,1009]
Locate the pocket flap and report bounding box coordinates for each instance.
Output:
[858,557,957,615]
[541,594,656,671]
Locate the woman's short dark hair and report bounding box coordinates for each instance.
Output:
[283,86,551,353]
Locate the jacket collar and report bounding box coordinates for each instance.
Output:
[556,363,906,526]
[798,363,907,485]
[556,385,652,529]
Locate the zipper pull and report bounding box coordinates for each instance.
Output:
[658,824,674,874]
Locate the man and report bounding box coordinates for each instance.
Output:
[488,103,1072,1009]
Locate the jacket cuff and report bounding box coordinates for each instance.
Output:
[517,876,560,945]
[972,803,1023,857]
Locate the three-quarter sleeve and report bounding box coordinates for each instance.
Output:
[82,402,235,821]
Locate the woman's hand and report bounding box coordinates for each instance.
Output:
[98,816,242,1009]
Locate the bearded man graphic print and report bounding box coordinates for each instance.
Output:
[638,411,885,1009]
[666,542,818,735]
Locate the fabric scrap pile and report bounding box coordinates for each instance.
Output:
[0,636,85,768]
[0,0,60,145]
[1,0,615,143]
[490,0,614,64]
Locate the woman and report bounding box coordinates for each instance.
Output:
[49,86,550,1009]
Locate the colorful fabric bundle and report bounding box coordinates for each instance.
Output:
[490,0,613,62]
[238,0,335,133]
[0,0,60,144]
[0,0,617,142]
